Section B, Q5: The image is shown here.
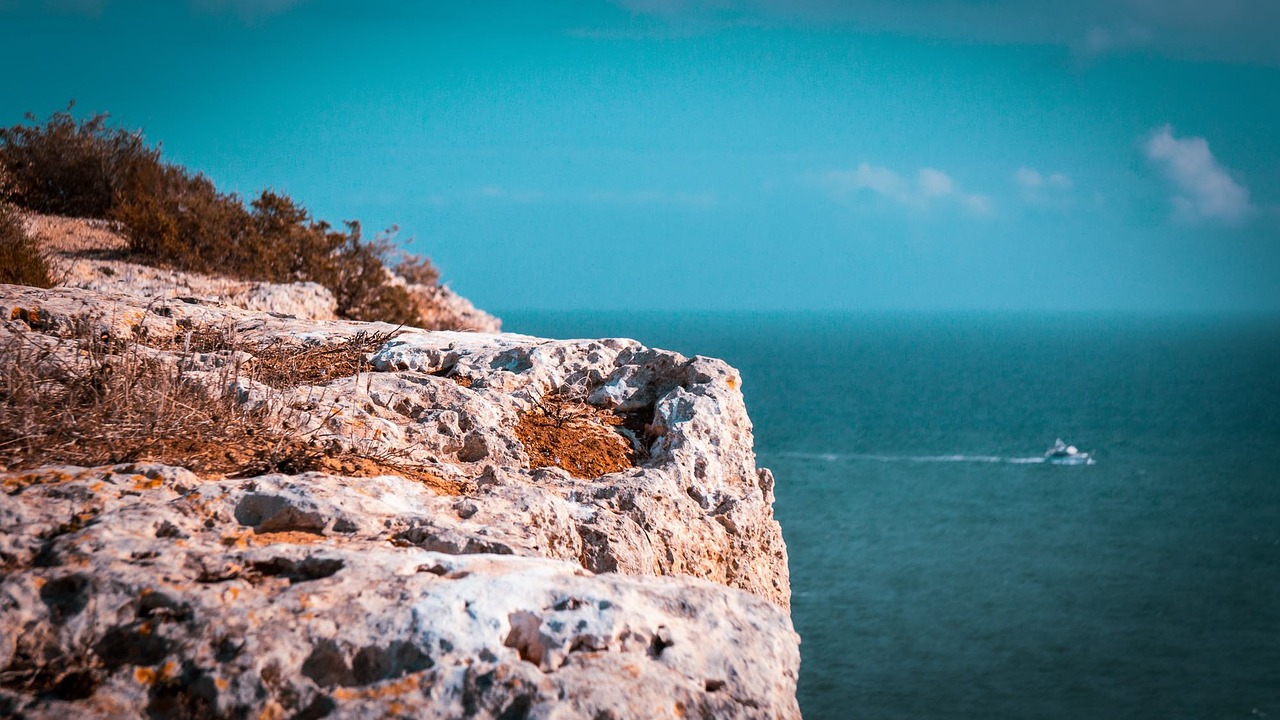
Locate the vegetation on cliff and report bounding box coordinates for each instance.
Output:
[0,104,438,326]
[0,202,55,289]
[0,313,456,491]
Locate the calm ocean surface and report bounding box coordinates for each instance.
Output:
[502,311,1280,719]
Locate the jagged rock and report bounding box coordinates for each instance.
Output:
[0,277,797,716]
[0,467,798,719]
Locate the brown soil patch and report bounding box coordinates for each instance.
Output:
[515,391,634,479]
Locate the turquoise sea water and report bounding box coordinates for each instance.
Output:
[501,312,1280,719]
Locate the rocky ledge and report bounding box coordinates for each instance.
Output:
[0,266,797,716]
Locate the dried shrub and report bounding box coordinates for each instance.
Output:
[0,204,56,288]
[321,222,422,325]
[393,248,441,287]
[515,388,635,478]
[1,106,431,327]
[0,322,446,490]
[247,329,400,389]
[0,102,157,219]
[112,162,254,268]
[0,163,15,203]
[0,323,277,474]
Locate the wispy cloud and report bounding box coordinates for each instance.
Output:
[820,163,991,216]
[1015,167,1074,207]
[1143,125,1252,225]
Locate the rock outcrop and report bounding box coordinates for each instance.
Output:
[0,235,797,717]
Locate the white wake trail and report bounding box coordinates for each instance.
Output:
[770,451,1048,465]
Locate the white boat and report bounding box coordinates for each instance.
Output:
[1044,438,1094,465]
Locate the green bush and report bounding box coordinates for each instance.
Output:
[0,105,440,326]
[0,203,56,288]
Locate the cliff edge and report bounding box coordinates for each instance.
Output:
[0,220,797,718]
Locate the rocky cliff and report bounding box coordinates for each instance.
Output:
[0,219,798,719]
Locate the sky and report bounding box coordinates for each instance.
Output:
[1,0,1278,313]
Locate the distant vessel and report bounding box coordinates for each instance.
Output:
[1045,438,1094,465]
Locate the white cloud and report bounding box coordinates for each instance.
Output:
[1015,167,1072,190]
[1143,125,1252,225]
[917,167,955,198]
[1015,167,1074,207]
[821,163,991,216]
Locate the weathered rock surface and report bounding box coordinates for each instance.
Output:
[0,276,796,716]
[0,465,798,719]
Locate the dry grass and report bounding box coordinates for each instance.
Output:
[0,322,456,493]
[246,329,400,389]
[515,388,636,479]
[0,323,294,475]
[149,324,397,390]
[0,203,56,288]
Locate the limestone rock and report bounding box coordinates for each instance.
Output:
[0,278,797,717]
[0,466,799,719]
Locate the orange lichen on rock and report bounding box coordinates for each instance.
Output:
[134,661,177,685]
[132,474,163,491]
[10,306,41,324]
[331,673,425,702]
[220,532,252,549]
[249,530,333,546]
[1,468,76,493]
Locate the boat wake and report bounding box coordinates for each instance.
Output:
[768,451,1053,465]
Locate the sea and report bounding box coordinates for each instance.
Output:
[502,311,1280,720]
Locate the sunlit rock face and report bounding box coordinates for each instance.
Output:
[0,277,796,717]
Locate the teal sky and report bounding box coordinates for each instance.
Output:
[2,0,1278,313]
